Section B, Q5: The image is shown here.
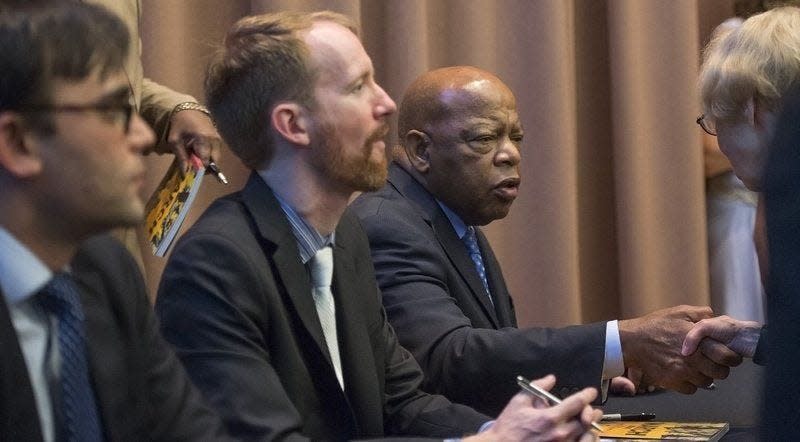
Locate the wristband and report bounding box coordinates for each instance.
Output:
[171,101,211,117]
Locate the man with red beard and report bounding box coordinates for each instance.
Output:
[156,11,603,442]
[349,66,741,416]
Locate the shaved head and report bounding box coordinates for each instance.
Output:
[398,66,514,140]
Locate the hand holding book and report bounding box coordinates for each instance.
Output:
[144,154,206,257]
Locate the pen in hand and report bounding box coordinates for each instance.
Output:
[206,161,228,185]
[183,135,228,185]
[516,375,604,432]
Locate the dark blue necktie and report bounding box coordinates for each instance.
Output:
[463,227,493,306]
[40,273,104,442]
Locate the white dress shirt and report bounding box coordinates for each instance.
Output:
[0,228,58,442]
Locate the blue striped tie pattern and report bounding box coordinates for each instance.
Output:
[463,227,494,306]
[40,273,104,442]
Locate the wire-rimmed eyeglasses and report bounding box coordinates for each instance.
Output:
[696,114,716,136]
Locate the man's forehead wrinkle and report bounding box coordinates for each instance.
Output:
[427,86,521,137]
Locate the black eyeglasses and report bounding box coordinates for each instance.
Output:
[19,102,134,133]
[696,114,717,136]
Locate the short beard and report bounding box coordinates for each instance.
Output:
[313,121,389,192]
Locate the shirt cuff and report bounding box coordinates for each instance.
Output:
[478,420,494,433]
[603,320,624,379]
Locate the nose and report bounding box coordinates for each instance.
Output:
[495,136,521,167]
[128,113,155,154]
[374,84,397,118]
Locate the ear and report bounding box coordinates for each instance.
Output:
[402,129,432,174]
[270,102,311,146]
[0,112,43,178]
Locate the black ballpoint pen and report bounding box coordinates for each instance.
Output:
[601,413,656,421]
[206,161,228,185]
[516,376,604,431]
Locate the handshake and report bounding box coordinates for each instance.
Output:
[470,305,754,442]
[614,305,757,394]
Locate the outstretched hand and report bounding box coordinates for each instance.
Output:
[619,305,741,394]
[682,315,761,361]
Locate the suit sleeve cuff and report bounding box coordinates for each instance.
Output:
[753,326,767,365]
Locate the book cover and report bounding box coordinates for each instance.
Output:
[599,421,729,441]
[145,155,205,257]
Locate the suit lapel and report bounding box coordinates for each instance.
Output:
[0,289,44,441]
[330,238,382,431]
[432,217,500,327]
[241,173,338,376]
[387,165,500,327]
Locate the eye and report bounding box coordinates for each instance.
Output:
[510,133,524,143]
[471,134,496,143]
[96,106,123,124]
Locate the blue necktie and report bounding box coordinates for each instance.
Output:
[463,227,493,306]
[40,273,104,442]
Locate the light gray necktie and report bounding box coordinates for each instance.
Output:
[309,246,344,389]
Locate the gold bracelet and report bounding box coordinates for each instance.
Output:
[172,101,211,117]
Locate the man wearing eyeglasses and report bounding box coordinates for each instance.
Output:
[0,3,230,440]
[682,4,800,402]
[684,8,800,439]
[682,6,800,367]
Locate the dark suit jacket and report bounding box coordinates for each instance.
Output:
[0,235,228,441]
[762,88,800,441]
[349,164,607,416]
[155,173,488,441]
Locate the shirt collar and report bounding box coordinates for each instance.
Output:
[436,200,469,239]
[272,192,335,264]
[0,227,53,306]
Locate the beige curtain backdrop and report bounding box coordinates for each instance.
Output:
[138,0,736,327]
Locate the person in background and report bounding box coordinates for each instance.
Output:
[89,0,224,270]
[683,6,800,364]
[702,17,765,324]
[761,86,800,442]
